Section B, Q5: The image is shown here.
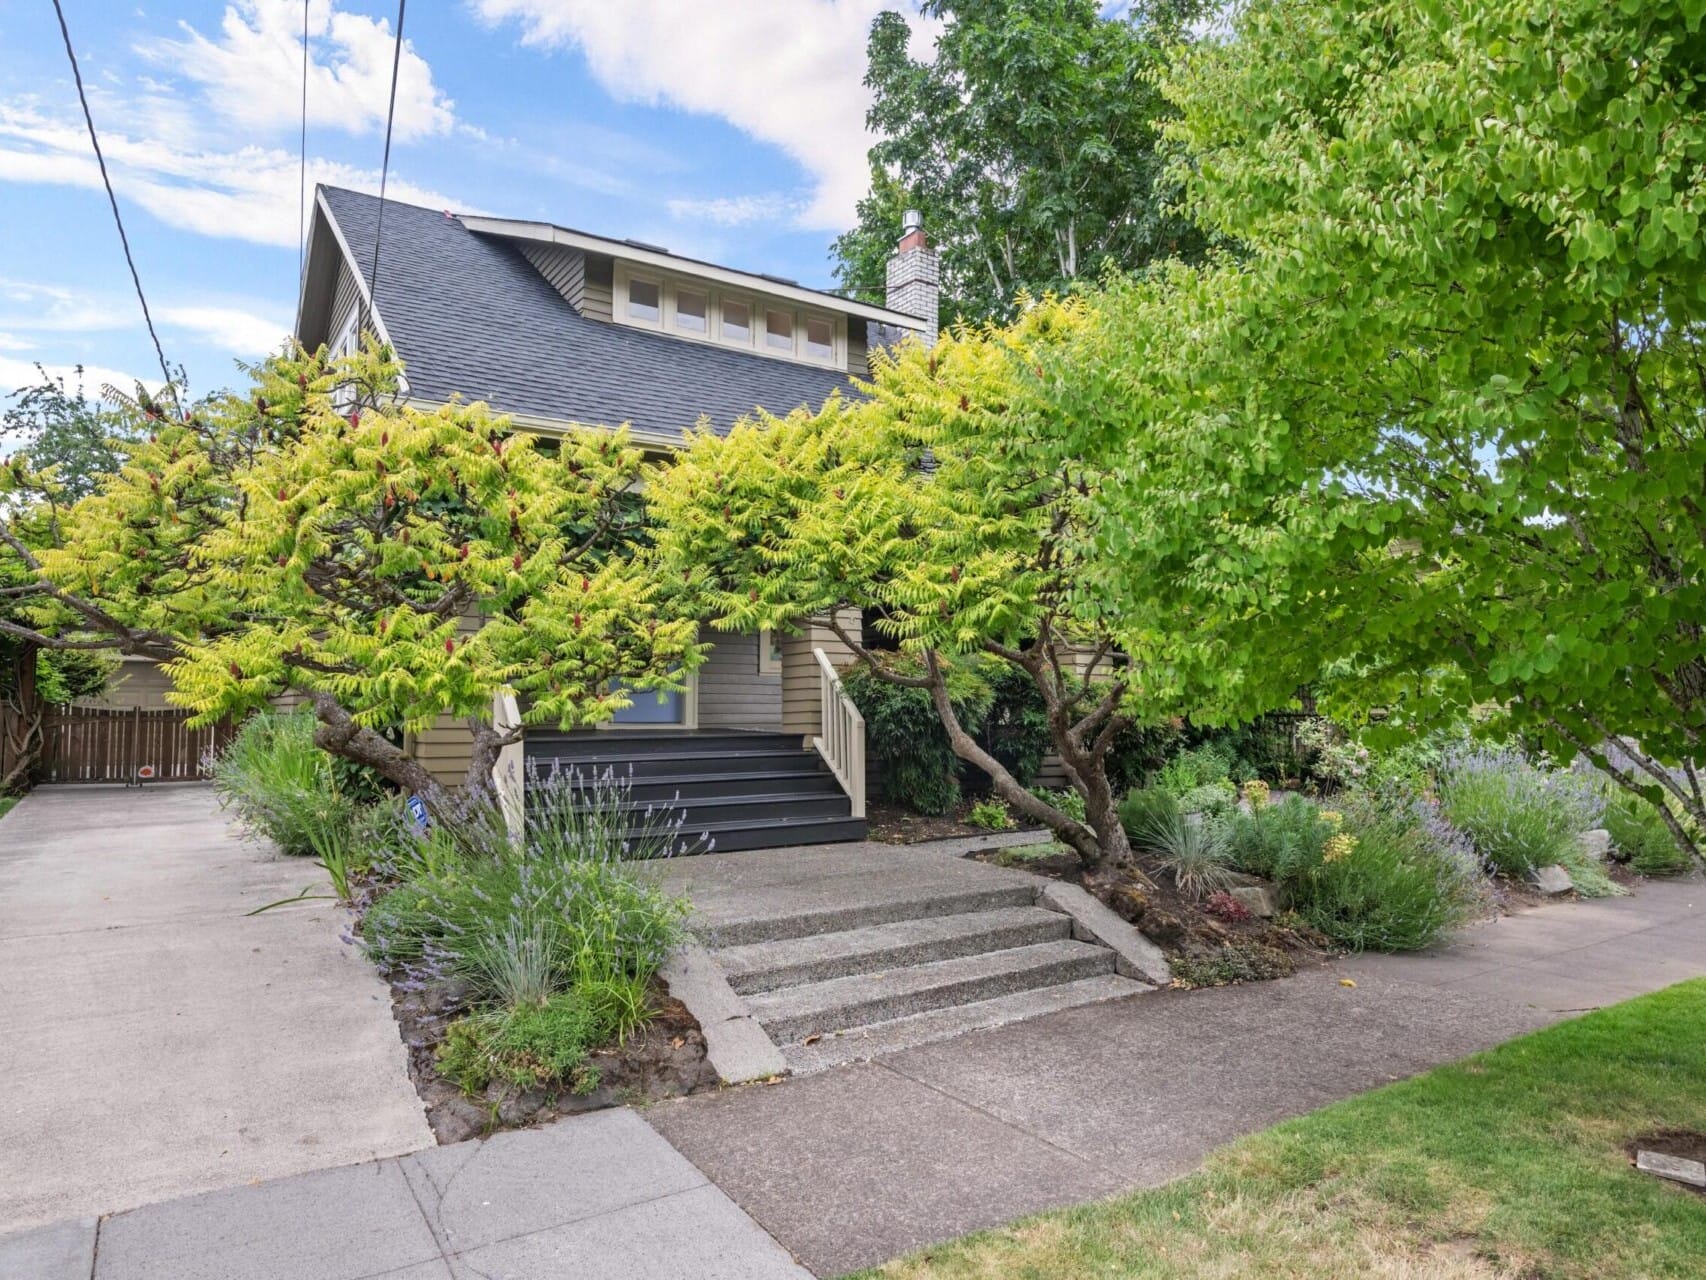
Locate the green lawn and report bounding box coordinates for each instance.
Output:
[0,796,15,822]
[862,980,1706,1280]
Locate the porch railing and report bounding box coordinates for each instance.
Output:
[811,647,866,819]
[492,689,526,841]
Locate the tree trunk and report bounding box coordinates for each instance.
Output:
[306,691,453,817]
[920,655,1148,880]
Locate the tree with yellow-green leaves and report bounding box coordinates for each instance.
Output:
[648,298,1150,872]
[0,342,700,812]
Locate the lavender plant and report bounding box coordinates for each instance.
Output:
[1437,746,1604,876]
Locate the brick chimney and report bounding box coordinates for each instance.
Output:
[885,208,939,346]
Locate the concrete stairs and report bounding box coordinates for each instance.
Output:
[700,887,1155,1073]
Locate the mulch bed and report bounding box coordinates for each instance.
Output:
[965,842,1332,987]
[385,972,719,1144]
[867,799,1040,844]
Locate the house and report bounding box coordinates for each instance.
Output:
[293,186,941,849]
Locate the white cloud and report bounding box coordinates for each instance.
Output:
[470,0,940,230]
[666,192,801,227]
[143,1,456,142]
[156,305,290,357]
[0,278,289,361]
[0,100,467,249]
[0,355,150,401]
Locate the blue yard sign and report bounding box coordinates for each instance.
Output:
[406,794,431,834]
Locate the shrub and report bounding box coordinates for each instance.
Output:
[1290,791,1489,952]
[976,664,1051,788]
[1119,787,1180,846]
[210,710,336,856]
[1103,719,1187,795]
[1557,843,1627,899]
[1605,791,1692,877]
[1155,745,1233,796]
[360,772,687,1004]
[1138,811,1237,899]
[1178,780,1239,821]
[436,987,629,1096]
[1034,786,1086,822]
[1221,795,1330,882]
[1204,890,1253,922]
[1437,746,1604,876]
[965,798,1013,831]
[1294,718,1373,791]
[844,657,992,815]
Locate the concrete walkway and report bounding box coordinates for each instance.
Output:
[647,876,1705,1276]
[0,785,432,1234]
[1,1109,808,1280]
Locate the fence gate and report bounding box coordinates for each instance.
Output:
[37,705,236,784]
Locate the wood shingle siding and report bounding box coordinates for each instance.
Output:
[518,242,588,312]
[582,254,614,321]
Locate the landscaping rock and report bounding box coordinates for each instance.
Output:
[1229,884,1281,919]
[1578,829,1612,862]
[1529,864,1574,895]
[1039,881,1172,986]
[430,1097,488,1145]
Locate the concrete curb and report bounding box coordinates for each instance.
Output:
[1038,881,1173,987]
[661,942,788,1084]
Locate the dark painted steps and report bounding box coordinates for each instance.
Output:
[523,731,865,854]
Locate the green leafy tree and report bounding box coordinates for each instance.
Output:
[3,365,146,500]
[0,343,701,813]
[832,0,1208,322]
[649,300,1152,873]
[1043,0,1706,862]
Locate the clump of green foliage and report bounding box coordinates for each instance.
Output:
[845,657,992,816]
[210,710,371,896]
[1118,786,1180,845]
[965,798,1012,831]
[437,990,612,1096]
[1171,941,1294,988]
[1605,791,1692,877]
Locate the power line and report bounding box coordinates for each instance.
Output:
[298,0,309,286]
[50,0,177,406]
[363,0,408,336]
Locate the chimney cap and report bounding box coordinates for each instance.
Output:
[902,208,923,234]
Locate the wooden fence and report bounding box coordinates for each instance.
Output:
[36,704,237,784]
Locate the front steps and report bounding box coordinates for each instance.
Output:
[698,881,1156,1073]
[523,730,866,853]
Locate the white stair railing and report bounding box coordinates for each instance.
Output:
[492,689,525,842]
[811,647,866,819]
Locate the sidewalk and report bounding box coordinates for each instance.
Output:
[0,1109,808,1280]
[647,877,1704,1275]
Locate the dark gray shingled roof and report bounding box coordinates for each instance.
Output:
[321,185,859,438]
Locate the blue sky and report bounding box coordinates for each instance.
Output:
[0,1,934,402]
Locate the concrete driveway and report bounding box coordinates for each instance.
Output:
[0,784,431,1234]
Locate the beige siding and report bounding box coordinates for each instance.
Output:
[582,254,614,321]
[518,242,589,312]
[75,658,176,711]
[697,632,782,730]
[410,712,477,788]
[779,611,861,736]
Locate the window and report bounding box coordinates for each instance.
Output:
[804,314,834,360]
[627,277,661,322]
[759,628,783,675]
[764,308,794,352]
[721,298,751,342]
[675,288,707,333]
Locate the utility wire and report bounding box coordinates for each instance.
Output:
[363,0,407,337]
[50,0,177,408]
[298,0,309,286]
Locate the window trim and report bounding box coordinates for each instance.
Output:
[611,261,845,367]
[758,627,783,676]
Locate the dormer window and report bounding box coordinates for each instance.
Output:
[675,288,707,333]
[721,298,751,342]
[764,308,793,352]
[627,276,661,322]
[804,315,834,360]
